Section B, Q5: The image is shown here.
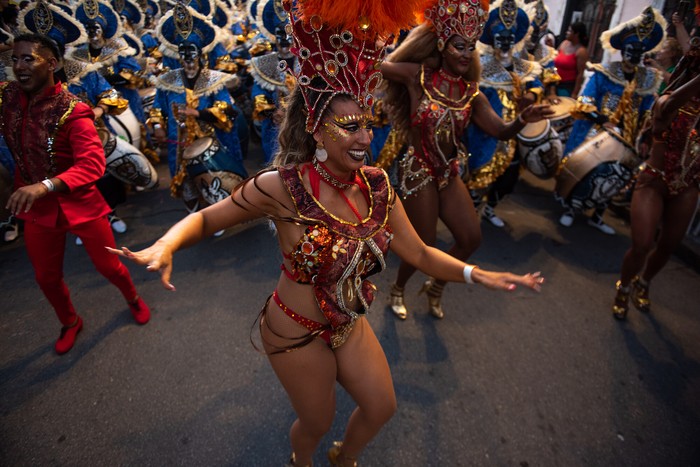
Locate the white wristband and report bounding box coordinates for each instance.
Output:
[41,178,55,192]
[518,113,527,125]
[463,265,477,284]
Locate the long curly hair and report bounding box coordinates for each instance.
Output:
[271,85,317,167]
[383,24,481,144]
[272,84,356,167]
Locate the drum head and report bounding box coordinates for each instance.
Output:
[547,96,577,121]
[183,137,214,160]
[518,119,549,140]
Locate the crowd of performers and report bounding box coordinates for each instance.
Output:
[1,0,699,463]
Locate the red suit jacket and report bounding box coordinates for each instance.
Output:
[0,81,110,228]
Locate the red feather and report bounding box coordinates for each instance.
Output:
[293,0,429,37]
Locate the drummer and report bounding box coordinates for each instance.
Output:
[249,0,294,166]
[73,0,146,132]
[557,7,665,234]
[466,0,545,228]
[518,0,561,100]
[148,2,246,214]
[160,0,237,74]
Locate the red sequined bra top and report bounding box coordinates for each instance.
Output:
[661,95,700,194]
[409,65,479,182]
[278,165,395,331]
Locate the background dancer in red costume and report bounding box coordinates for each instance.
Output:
[110,1,544,465]
[379,0,552,320]
[1,32,150,355]
[612,18,700,320]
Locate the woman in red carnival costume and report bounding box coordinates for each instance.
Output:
[379,0,553,319]
[612,4,700,320]
[111,1,545,464]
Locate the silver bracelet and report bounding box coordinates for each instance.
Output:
[463,265,477,284]
[518,113,527,125]
[41,178,55,192]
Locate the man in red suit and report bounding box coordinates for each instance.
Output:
[2,33,150,355]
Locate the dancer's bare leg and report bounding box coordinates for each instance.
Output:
[434,177,482,288]
[335,318,396,462]
[640,186,698,282]
[395,182,440,288]
[619,177,665,286]
[264,309,338,465]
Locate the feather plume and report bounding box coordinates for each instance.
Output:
[293,0,429,37]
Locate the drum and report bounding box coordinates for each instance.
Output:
[555,129,640,204]
[548,96,576,145]
[99,128,158,189]
[182,136,244,206]
[139,87,156,116]
[105,107,142,149]
[517,119,563,179]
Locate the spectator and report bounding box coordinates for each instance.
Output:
[554,21,589,97]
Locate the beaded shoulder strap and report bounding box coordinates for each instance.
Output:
[278,164,393,240]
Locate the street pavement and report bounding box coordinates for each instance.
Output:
[1,145,699,466]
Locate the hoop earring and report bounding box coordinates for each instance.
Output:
[315,141,328,162]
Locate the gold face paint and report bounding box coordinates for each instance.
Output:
[323,112,373,141]
[446,41,474,57]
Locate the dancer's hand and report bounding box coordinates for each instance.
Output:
[6,182,50,215]
[472,270,545,292]
[107,240,177,291]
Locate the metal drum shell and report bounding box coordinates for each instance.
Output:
[99,128,158,189]
[517,119,563,179]
[104,107,142,150]
[555,129,639,200]
[182,136,244,207]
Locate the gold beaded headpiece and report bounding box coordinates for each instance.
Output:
[283,0,425,134]
[424,0,490,51]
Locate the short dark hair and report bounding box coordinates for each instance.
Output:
[570,22,589,44]
[13,33,63,60]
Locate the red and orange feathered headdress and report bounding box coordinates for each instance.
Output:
[282,0,425,133]
[423,0,490,51]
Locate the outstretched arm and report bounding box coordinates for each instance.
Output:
[388,198,544,291]
[108,170,289,290]
[470,92,555,141]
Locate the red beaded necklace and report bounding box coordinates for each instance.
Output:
[306,160,369,221]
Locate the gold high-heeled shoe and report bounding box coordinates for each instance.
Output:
[389,283,408,320]
[328,441,357,467]
[631,276,650,313]
[419,278,445,319]
[612,280,630,320]
[287,452,312,467]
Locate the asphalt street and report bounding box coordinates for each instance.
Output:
[1,145,699,466]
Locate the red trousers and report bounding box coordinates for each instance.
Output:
[23,215,137,326]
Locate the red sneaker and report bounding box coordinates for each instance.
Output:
[129,296,150,325]
[55,316,83,355]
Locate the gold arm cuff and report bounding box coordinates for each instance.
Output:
[528,87,545,103]
[146,108,165,128]
[542,69,561,86]
[253,95,276,121]
[571,102,598,120]
[147,47,163,59]
[208,101,234,132]
[96,91,129,115]
[214,56,238,73]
